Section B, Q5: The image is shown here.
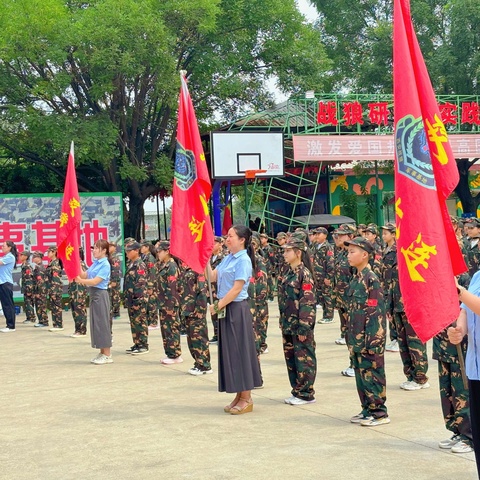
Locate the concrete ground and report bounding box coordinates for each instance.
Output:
[0,302,477,480]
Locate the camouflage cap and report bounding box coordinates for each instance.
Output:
[32,251,44,259]
[125,241,141,251]
[465,218,480,228]
[214,236,223,243]
[19,250,31,258]
[259,233,268,239]
[124,237,136,244]
[334,224,354,235]
[380,222,396,233]
[156,240,170,251]
[291,230,307,242]
[276,232,287,239]
[365,225,378,235]
[140,240,152,247]
[357,223,367,230]
[282,239,307,251]
[344,236,374,254]
[313,227,328,235]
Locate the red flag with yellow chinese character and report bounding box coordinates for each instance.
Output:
[170,73,214,273]
[57,142,82,280]
[394,0,467,342]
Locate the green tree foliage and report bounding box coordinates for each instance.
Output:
[0,0,330,237]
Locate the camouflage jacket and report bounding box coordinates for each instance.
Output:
[109,254,121,285]
[142,252,158,289]
[312,241,334,283]
[46,258,63,294]
[21,262,35,294]
[68,261,88,295]
[209,251,224,301]
[178,268,207,318]
[274,245,289,283]
[33,263,48,295]
[368,242,383,278]
[380,242,404,313]
[278,262,316,336]
[157,257,180,310]
[123,257,147,305]
[466,239,480,277]
[248,254,268,308]
[333,248,354,306]
[433,326,468,364]
[345,266,386,353]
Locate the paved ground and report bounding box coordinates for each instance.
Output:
[0,302,477,480]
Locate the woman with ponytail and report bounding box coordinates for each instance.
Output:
[0,240,18,332]
[208,225,262,415]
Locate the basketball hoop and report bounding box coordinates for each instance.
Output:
[245,169,267,179]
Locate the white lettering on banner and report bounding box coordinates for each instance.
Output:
[457,140,470,154]
[386,140,395,154]
[307,140,322,156]
[368,140,382,155]
[347,140,362,155]
[328,140,342,154]
[476,139,480,153]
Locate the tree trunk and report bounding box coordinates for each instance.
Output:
[124,195,144,239]
[455,158,480,214]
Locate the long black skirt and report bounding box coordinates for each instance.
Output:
[218,300,262,393]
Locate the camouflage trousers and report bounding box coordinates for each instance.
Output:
[351,350,388,418]
[185,314,211,370]
[160,308,181,359]
[316,281,334,320]
[145,288,159,327]
[127,298,148,347]
[394,312,428,384]
[48,292,63,328]
[388,313,398,342]
[254,302,269,353]
[109,286,121,318]
[23,291,36,322]
[282,332,316,401]
[267,274,275,301]
[210,313,219,339]
[337,305,348,337]
[70,291,87,335]
[35,293,48,325]
[438,360,473,444]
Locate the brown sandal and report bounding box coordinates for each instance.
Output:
[224,394,241,413]
[230,397,253,415]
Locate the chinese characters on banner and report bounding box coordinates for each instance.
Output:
[315,100,480,126]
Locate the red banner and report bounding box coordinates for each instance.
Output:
[394,0,467,342]
[57,142,82,280]
[170,74,214,273]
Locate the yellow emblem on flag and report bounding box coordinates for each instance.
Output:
[69,198,81,217]
[200,153,206,162]
[189,216,205,243]
[400,233,437,282]
[425,114,449,166]
[395,197,404,239]
[199,193,209,216]
[65,243,74,261]
[60,212,69,228]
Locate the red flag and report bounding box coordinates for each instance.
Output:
[57,142,82,280]
[170,73,214,273]
[393,0,467,342]
[222,205,233,236]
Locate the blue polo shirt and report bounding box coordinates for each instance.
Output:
[87,257,111,290]
[216,249,252,301]
[462,271,480,380]
[0,252,16,285]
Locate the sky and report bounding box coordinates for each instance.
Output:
[144,1,319,214]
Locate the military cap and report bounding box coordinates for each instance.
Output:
[156,240,170,251]
[32,251,44,259]
[214,236,223,243]
[344,237,374,254]
[140,240,152,247]
[334,224,354,235]
[276,232,287,239]
[291,230,307,242]
[125,241,141,251]
[19,250,31,258]
[380,222,396,233]
[313,227,328,235]
[357,224,367,230]
[259,233,268,239]
[365,225,378,235]
[282,238,307,251]
[465,218,480,228]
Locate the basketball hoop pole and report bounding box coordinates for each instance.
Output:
[244,170,267,227]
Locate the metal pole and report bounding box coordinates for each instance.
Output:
[162,197,168,239]
[156,195,161,239]
[374,161,381,224]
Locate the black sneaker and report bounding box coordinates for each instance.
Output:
[131,346,149,355]
[125,345,136,354]
[209,336,218,345]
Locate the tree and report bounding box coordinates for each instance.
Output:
[0,0,330,237]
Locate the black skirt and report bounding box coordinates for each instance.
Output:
[218,300,262,393]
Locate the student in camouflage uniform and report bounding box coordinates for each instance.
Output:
[19,251,36,324]
[108,243,122,319]
[274,232,288,284]
[364,225,383,277]
[69,247,88,336]
[179,262,212,375]
[157,241,182,364]
[278,237,317,405]
[380,223,399,352]
[464,218,480,277]
[46,246,64,331]
[344,237,389,427]
[433,326,473,453]
[312,227,335,324]
[250,234,269,355]
[32,251,49,327]
[141,241,159,329]
[259,233,275,301]
[209,236,224,344]
[123,242,149,355]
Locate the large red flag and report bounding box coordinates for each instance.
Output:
[170,73,214,273]
[222,205,233,236]
[393,0,467,342]
[57,142,82,280]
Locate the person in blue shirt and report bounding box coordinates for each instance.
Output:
[0,241,18,332]
[208,225,262,415]
[448,272,480,476]
[76,239,112,365]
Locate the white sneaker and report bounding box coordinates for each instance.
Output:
[0,328,15,333]
[403,381,430,391]
[188,367,213,376]
[260,347,269,354]
[335,337,346,345]
[319,318,334,324]
[360,416,391,427]
[385,339,399,352]
[91,354,113,365]
[148,325,160,330]
[285,396,316,405]
[48,327,64,332]
[439,435,461,449]
[341,367,355,377]
[350,413,373,423]
[70,332,86,338]
[399,380,411,389]
[451,440,474,454]
[161,356,184,365]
